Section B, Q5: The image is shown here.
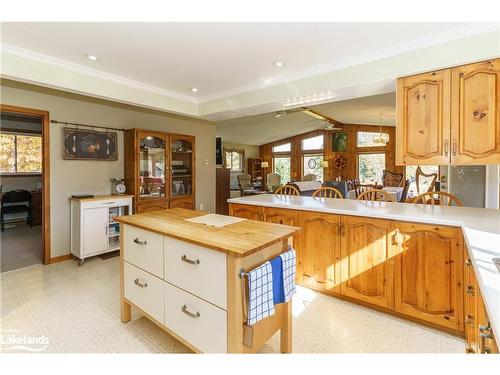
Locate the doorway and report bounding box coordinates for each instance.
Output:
[0,105,50,271]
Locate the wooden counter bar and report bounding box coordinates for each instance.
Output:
[229,194,500,353]
[115,208,300,353]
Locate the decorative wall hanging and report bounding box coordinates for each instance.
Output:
[332,154,347,170]
[332,132,347,152]
[63,128,118,161]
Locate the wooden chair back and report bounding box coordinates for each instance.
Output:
[274,184,300,197]
[399,179,411,203]
[312,187,343,199]
[415,166,438,194]
[382,170,404,187]
[356,189,395,202]
[354,183,380,198]
[412,191,463,207]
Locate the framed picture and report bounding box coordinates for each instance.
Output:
[63,128,118,160]
[332,132,347,152]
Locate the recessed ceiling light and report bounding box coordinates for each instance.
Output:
[85,54,98,61]
[273,61,284,67]
[191,88,198,93]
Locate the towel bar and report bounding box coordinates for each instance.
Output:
[238,245,292,279]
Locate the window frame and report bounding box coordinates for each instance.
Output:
[272,155,291,184]
[0,130,43,176]
[223,148,244,172]
[357,151,386,184]
[356,131,390,148]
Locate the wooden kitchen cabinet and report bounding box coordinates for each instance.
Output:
[169,197,194,210]
[451,59,500,164]
[396,58,500,166]
[340,216,396,309]
[228,203,262,220]
[396,69,451,166]
[465,257,499,354]
[263,207,298,226]
[298,211,341,293]
[394,222,464,333]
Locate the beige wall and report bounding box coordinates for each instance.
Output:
[1,80,216,258]
[222,142,259,190]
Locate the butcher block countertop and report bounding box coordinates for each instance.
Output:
[114,207,299,257]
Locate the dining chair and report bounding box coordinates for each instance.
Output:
[266,172,281,192]
[382,170,404,187]
[302,174,317,182]
[415,166,438,194]
[346,179,358,191]
[312,186,344,199]
[274,184,300,197]
[354,183,381,198]
[412,191,463,207]
[1,189,33,231]
[356,189,395,202]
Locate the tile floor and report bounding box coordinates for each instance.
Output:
[0,256,465,353]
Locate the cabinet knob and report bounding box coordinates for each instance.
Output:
[134,278,148,288]
[466,285,475,296]
[181,304,201,319]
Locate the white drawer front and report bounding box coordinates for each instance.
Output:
[164,237,227,309]
[124,225,164,278]
[124,262,164,324]
[164,282,227,353]
[83,198,131,209]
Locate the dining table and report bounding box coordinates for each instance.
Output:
[346,186,404,202]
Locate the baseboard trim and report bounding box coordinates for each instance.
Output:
[48,254,72,264]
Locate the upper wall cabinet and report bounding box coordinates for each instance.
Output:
[396,69,451,166]
[396,58,500,165]
[451,59,500,164]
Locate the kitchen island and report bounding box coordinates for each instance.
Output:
[114,208,299,353]
[229,194,500,354]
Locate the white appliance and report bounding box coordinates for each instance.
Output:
[442,165,500,209]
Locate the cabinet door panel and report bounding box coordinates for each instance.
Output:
[451,59,500,164]
[465,258,479,353]
[137,202,169,213]
[82,207,108,256]
[170,198,194,210]
[298,211,341,293]
[396,70,451,165]
[395,222,464,332]
[229,204,262,221]
[340,216,395,309]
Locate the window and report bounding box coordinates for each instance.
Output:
[273,156,291,183]
[272,143,291,153]
[358,153,385,184]
[302,154,324,182]
[301,135,323,151]
[224,149,244,172]
[357,131,389,147]
[0,132,42,174]
[405,165,439,196]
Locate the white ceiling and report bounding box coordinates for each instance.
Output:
[1,22,476,100]
[216,92,395,145]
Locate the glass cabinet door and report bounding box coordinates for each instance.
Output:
[171,136,194,198]
[138,133,167,200]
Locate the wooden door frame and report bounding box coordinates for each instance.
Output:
[1,104,51,264]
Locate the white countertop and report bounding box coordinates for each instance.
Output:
[228,194,500,339]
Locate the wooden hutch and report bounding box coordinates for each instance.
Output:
[124,129,195,213]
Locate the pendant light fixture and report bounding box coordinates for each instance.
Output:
[373,112,389,146]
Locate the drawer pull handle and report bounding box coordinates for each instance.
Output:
[134,238,147,245]
[134,278,147,288]
[181,305,200,319]
[181,255,200,265]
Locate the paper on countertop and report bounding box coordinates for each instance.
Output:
[185,213,246,228]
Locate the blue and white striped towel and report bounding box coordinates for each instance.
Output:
[247,261,275,326]
[280,248,297,302]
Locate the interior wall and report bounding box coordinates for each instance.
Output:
[1,80,216,258]
[222,142,259,190]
